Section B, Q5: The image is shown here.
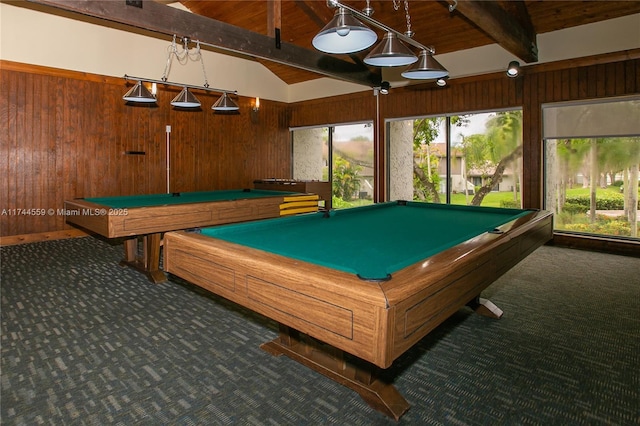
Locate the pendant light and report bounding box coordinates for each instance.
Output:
[401,50,449,80]
[364,32,417,67]
[170,87,201,108]
[124,36,238,112]
[212,92,239,111]
[312,1,449,81]
[122,81,156,103]
[312,8,377,54]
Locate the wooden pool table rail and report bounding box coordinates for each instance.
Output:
[64,195,318,238]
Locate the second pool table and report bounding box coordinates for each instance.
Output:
[163,201,553,419]
[64,189,319,282]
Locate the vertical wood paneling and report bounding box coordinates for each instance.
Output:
[31,75,44,234]
[1,61,293,237]
[16,73,27,234]
[560,69,570,100]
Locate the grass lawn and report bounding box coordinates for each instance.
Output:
[450,191,519,208]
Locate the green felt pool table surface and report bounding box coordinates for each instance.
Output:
[199,201,533,280]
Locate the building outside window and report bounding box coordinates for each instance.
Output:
[387,110,523,208]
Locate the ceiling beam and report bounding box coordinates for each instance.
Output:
[267,0,281,38]
[451,0,538,63]
[24,0,381,86]
[295,0,333,28]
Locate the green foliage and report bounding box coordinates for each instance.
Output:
[555,185,639,237]
[562,216,637,236]
[412,117,442,149]
[412,118,443,201]
[332,156,362,202]
[461,111,524,206]
[332,197,372,209]
[499,200,520,208]
[565,193,640,210]
[562,202,588,215]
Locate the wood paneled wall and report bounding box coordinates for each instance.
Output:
[2,51,639,241]
[1,61,291,239]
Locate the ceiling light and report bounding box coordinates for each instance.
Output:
[436,78,448,87]
[364,32,417,67]
[380,81,390,94]
[123,80,156,103]
[401,50,449,80]
[313,1,448,81]
[124,35,238,112]
[312,8,377,54]
[212,93,239,111]
[170,87,201,108]
[506,61,520,77]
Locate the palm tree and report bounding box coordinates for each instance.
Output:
[465,111,523,206]
[412,118,443,202]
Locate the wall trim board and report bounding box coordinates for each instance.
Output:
[0,229,88,247]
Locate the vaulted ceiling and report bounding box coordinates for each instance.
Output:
[24,0,640,87]
[177,1,640,84]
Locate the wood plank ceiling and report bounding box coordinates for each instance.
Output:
[179,0,640,84]
[23,0,640,86]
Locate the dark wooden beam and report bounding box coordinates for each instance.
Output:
[24,0,381,86]
[452,0,538,63]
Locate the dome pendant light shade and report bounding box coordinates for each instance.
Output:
[363,32,418,67]
[401,50,449,80]
[171,87,201,108]
[123,81,156,103]
[312,8,377,54]
[211,92,239,111]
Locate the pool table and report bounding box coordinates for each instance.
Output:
[163,201,553,419]
[64,189,319,282]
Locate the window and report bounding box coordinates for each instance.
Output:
[387,110,523,208]
[292,122,374,209]
[543,97,640,239]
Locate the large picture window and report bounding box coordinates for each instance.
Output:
[543,97,640,239]
[292,122,374,209]
[387,110,523,208]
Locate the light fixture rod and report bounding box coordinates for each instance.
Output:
[328,0,435,54]
[123,74,237,95]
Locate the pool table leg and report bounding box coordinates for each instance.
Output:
[120,234,167,283]
[467,297,503,319]
[260,325,410,421]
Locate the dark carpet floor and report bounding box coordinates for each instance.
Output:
[1,237,639,425]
